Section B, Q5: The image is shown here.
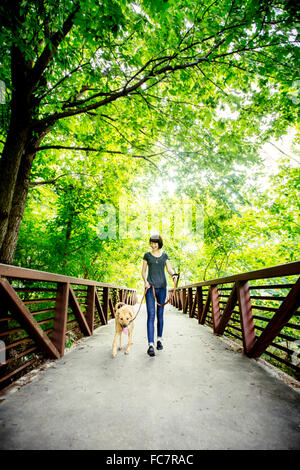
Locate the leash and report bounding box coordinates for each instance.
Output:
[150,273,179,306]
[116,274,179,326]
[129,287,148,324]
[114,290,148,327]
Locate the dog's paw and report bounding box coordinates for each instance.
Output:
[118,346,123,350]
[124,349,130,355]
[112,350,117,358]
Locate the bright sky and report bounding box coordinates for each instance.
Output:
[149,127,299,200]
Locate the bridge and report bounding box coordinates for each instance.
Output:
[0,262,299,450]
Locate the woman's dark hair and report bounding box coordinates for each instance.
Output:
[149,234,163,248]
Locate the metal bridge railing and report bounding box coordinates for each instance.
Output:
[170,262,300,380]
[0,263,136,390]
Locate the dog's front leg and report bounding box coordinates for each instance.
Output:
[112,332,120,357]
[118,332,123,350]
[125,325,134,355]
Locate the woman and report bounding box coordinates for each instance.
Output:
[141,234,178,357]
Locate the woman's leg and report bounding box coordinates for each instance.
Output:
[145,287,155,345]
[155,288,167,340]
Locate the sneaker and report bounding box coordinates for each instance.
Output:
[147,345,155,357]
[157,340,163,350]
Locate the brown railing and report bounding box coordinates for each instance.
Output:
[0,263,137,390]
[171,262,300,379]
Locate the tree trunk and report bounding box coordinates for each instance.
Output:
[0,127,30,251]
[0,44,35,257]
[0,151,36,265]
[0,5,78,265]
[0,119,48,265]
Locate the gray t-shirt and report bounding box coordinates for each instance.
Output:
[143,252,169,288]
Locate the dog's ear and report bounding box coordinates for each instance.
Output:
[115,301,126,310]
[127,308,134,319]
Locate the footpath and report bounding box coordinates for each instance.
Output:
[0,305,299,450]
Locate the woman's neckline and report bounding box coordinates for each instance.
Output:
[150,251,163,258]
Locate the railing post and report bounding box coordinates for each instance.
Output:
[178,289,182,310]
[197,286,203,324]
[184,289,189,313]
[102,287,109,323]
[52,282,69,357]
[170,289,174,306]
[182,288,186,312]
[188,287,193,318]
[211,284,221,333]
[236,280,256,354]
[86,285,95,334]
[176,290,179,309]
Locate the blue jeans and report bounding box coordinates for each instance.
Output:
[145,287,167,344]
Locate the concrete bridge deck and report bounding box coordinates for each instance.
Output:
[0,305,299,450]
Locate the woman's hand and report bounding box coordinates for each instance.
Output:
[144,281,150,289]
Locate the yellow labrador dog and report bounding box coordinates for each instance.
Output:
[112,302,135,357]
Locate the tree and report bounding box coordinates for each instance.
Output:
[0,0,298,264]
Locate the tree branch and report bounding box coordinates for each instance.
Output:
[37,42,226,125]
[196,65,229,96]
[29,173,70,186]
[29,3,80,93]
[38,61,91,101]
[268,141,300,164]
[36,17,294,128]
[36,144,164,170]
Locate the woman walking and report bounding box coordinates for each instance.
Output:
[142,234,178,357]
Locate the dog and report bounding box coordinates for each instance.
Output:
[112,302,135,357]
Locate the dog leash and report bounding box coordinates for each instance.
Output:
[132,274,179,321]
[150,273,179,306]
[127,287,148,325]
[118,274,179,326]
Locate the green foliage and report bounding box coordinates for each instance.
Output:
[0,0,298,290]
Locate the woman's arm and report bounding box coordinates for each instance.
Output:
[165,259,174,276]
[166,259,177,279]
[142,259,150,288]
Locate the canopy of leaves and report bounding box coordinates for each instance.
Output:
[0,0,299,288]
